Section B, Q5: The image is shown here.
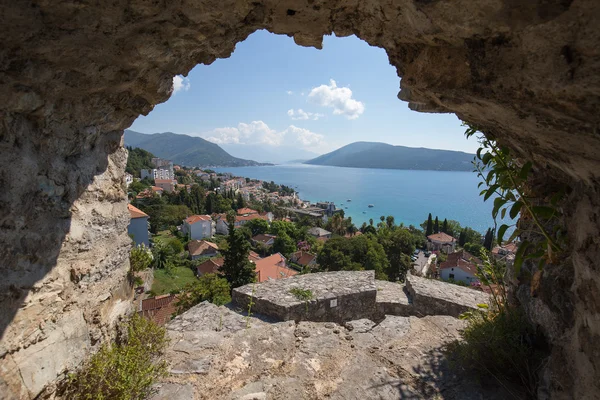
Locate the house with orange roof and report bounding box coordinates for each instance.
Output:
[426,232,457,254]
[187,240,219,260]
[439,249,482,284]
[139,294,178,326]
[127,204,149,246]
[237,207,258,215]
[214,213,271,235]
[254,253,298,282]
[182,215,215,240]
[289,251,317,268]
[196,252,262,276]
[252,233,277,247]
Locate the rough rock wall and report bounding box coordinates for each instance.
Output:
[1,0,599,398]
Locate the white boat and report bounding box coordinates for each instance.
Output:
[347,199,351,202]
[368,204,374,208]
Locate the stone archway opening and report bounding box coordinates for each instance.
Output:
[1,1,599,399]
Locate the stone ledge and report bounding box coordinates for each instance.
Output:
[232,271,377,323]
[405,274,491,318]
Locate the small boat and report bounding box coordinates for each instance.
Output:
[368,204,374,208]
[347,199,352,202]
[362,211,367,214]
[345,207,348,209]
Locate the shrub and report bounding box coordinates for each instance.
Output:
[446,252,546,397]
[129,244,153,273]
[289,287,313,301]
[63,314,168,400]
[175,273,231,315]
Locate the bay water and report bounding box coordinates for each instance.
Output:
[216,164,504,233]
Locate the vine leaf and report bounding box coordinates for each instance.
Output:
[514,240,530,275]
[510,201,523,219]
[497,224,509,243]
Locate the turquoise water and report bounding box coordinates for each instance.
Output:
[216,164,502,233]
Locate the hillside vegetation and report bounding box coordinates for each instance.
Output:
[124,130,267,167]
[305,141,474,171]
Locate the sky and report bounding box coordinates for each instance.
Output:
[129,30,476,156]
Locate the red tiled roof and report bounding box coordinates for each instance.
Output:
[254,253,297,282]
[154,179,173,184]
[237,208,258,215]
[151,185,164,192]
[236,214,268,222]
[185,215,212,224]
[294,252,316,267]
[140,294,178,326]
[427,232,456,243]
[197,257,224,275]
[440,258,478,276]
[187,240,219,256]
[248,251,261,262]
[128,203,148,219]
[252,234,276,245]
[446,249,482,265]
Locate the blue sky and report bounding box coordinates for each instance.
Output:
[129,30,476,155]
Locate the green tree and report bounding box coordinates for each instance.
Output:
[245,218,270,236]
[434,216,440,233]
[386,215,395,229]
[125,147,155,177]
[459,229,467,247]
[220,212,256,288]
[426,213,433,236]
[130,244,153,273]
[442,218,448,234]
[381,229,415,281]
[152,241,172,270]
[175,273,231,315]
[273,233,296,256]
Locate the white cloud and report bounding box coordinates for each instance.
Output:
[172,75,191,93]
[286,90,294,95]
[201,121,325,150]
[308,79,365,119]
[287,109,324,121]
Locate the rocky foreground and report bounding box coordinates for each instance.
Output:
[151,284,516,399]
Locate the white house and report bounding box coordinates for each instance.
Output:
[215,213,270,235]
[127,204,150,246]
[181,215,215,240]
[125,173,133,187]
[439,250,482,284]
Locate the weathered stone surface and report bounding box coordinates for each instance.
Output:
[148,383,194,400]
[232,271,378,323]
[405,275,491,318]
[375,280,412,316]
[159,302,518,399]
[1,1,600,398]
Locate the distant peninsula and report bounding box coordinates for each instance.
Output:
[304,141,474,171]
[124,130,271,167]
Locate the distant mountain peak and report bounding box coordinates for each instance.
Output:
[124,130,270,167]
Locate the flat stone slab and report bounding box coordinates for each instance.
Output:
[149,383,194,400]
[375,280,412,317]
[232,271,377,323]
[406,274,490,317]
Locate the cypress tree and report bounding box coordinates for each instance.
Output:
[459,229,467,246]
[220,212,256,288]
[442,218,448,234]
[434,216,439,234]
[426,213,433,236]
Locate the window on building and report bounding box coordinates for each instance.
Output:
[449,273,455,280]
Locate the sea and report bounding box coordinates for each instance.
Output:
[215,164,506,233]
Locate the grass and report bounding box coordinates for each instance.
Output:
[289,288,313,301]
[152,229,175,243]
[152,266,197,295]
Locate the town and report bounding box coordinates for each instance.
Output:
[125,150,516,325]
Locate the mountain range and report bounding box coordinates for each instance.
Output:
[220,144,320,164]
[304,142,474,171]
[124,130,268,167]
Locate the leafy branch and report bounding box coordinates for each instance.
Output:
[464,123,566,273]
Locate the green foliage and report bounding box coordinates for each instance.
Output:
[378,228,415,281]
[125,147,155,177]
[175,273,231,314]
[289,288,313,301]
[137,199,191,233]
[465,123,567,272]
[448,252,544,397]
[129,244,153,273]
[317,235,389,279]
[245,218,269,236]
[220,212,256,288]
[128,180,151,196]
[63,314,168,400]
[463,242,484,257]
[273,233,297,256]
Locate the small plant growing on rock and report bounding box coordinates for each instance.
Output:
[245,282,256,329]
[289,288,313,313]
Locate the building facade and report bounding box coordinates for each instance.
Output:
[127,204,150,246]
[182,215,215,240]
